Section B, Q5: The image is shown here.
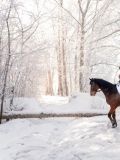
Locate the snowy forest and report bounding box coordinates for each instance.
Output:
[0,0,120,99]
[1,0,120,160]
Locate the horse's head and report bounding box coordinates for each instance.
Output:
[89,78,100,96]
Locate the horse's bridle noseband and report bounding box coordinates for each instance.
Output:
[91,89,101,96]
[97,89,101,92]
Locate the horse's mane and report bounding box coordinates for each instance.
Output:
[91,78,117,94]
[93,78,114,87]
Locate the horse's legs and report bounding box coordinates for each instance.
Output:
[112,111,117,128]
[108,107,117,128]
[108,112,112,122]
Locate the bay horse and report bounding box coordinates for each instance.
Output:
[90,78,120,128]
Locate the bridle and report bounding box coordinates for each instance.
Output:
[91,89,101,95]
[90,82,101,95]
[96,89,101,92]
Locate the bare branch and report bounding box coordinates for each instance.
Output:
[90,62,120,68]
[91,29,120,43]
[53,0,81,26]
[84,0,91,17]
[78,0,84,15]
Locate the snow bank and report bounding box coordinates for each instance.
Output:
[4,93,108,114]
[40,95,69,104]
[40,93,108,114]
[4,98,42,114]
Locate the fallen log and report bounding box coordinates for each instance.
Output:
[2,112,107,120]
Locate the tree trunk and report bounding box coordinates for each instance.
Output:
[79,20,85,91]
[0,5,12,124]
[46,70,53,95]
[57,0,68,96]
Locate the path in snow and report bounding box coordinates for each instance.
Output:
[0,117,120,160]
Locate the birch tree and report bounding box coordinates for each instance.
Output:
[57,0,68,96]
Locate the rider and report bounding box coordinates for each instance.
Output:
[118,74,120,83]
[116,74,120,94]
[117,74,120,87]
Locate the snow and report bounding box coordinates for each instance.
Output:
[5,93,108,114]
[0,117,120,160]
[1,93,120,160]
[40,95,69,104]
[40,93,108,114]
[4,98,43,114]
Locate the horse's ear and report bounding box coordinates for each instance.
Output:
[89,78,92,81]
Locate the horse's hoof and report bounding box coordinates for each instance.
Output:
[112,123,117,128]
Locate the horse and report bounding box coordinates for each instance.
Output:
[89,78,120,128]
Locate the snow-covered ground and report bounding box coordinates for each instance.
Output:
[40,93,108,114]
[4,93,108,114]
[1,93,120,160]
[1,117,120,160]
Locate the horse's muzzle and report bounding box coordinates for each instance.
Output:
[90,91,96,96]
